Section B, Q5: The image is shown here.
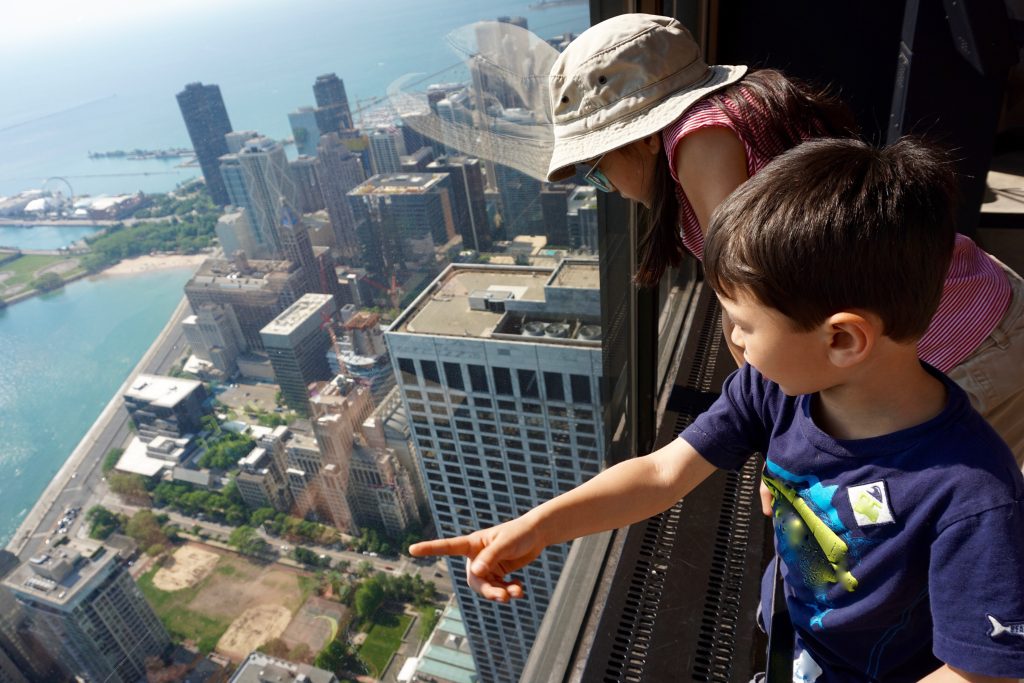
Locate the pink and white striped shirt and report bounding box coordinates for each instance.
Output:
[662,97,1011,372]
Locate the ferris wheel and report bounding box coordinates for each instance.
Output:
[42,177,75,217]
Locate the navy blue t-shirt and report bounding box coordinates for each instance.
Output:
[681,364,1024,681]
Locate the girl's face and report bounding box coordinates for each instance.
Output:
[596,137,661,208]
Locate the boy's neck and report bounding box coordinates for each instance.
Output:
[812,344,947,441]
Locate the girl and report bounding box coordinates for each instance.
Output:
[544,13,1024,470]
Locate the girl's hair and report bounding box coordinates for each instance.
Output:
[634,68,859,288]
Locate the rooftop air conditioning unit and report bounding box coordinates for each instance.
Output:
[578,325,602,341]
[544,323,570,338]
[523,322,546,336]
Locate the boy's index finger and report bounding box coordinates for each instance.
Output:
[409,536,478,558]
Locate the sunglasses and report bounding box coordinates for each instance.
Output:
[583,154,614,193]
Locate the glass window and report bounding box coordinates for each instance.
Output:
[468,364,489,392]
[398,357,417,383]
[517,369,539,398]
[492,367,513,395]
[444,362,464,390]
[544,371,565,401]
[570,374,592,403]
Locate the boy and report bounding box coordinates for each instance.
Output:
[410,139,1024,682]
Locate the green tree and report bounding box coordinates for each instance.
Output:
[102,447,124,474]
[354,580,385,618]
[29,271,63,292]
[125,509,168,551]
[86,505,122,539]
[107,473,150,504]
[228,525,267,557]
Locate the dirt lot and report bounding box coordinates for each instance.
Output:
[140,543,323,662]
[152,546,219,591]
[217,604,293,660]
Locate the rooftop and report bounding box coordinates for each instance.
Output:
[124,374,203,408]
[390,260,601,341]
[3,539,114,609]
[349,173,447,196]
[260,293,335,339]
[228,651,336,683]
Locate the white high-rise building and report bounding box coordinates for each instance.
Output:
[385,259,604,683]
[367,126,406,176]
[238,136,300,257]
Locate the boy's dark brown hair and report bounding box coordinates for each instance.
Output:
[704,137,958,342]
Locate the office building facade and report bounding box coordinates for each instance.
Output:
[427,155,492,251]
[123,374,209,441]
[368,126,407,176]
[317,133,365,259]
[348,173,457,276]
[182,303,247,376]
[260,293,337,416]
[289,155,325,214]
[185,254,312,351]
[313,73,354,134]
[176,82,233,205]
[566,185,598,253]
[288,106,322,157]
[385,260,604,683]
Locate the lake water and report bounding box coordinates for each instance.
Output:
[0,224,102,250]
[0,268,194,546]
[0,0,589,198]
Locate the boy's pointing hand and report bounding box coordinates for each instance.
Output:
[409,517,547,603]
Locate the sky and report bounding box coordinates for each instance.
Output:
[0,0,247,51]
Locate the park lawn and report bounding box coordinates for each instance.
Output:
[138,564,231,653]
[0,254,69,290]
[358,611,412,677]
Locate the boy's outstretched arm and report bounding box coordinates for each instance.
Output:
[918,664,1015,683]
[409,437,717,601]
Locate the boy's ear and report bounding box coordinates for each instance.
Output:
[824,311,877,367]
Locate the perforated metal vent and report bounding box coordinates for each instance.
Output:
[572,289,769,683]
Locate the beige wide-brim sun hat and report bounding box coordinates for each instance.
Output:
[547,14,747,182]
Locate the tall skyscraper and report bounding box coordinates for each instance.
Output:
[313,73,354,134]
[541,183,573,247]
[176,82,233,205]
[2,541,170,683]
[426,155,492,251]
[289,155,326,214]
[328,306,395,402]
[567,185,598,252]
[368,126,407,175]
[317,133,365,259]
[288,106,322,157]
[260,293,337,416]
[347,173,457,277]
[237,136,300,257]
[495,160,543,237]
[385,259,605,683]
[278,205,323,297]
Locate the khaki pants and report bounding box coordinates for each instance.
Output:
[948,264,1024,470]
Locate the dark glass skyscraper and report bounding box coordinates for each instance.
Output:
[313,73,354,134]
[176,82,233,205]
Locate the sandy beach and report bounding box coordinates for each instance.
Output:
[101,253,207,277]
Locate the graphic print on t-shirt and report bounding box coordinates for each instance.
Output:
[847,481,895,527]
[763,460,875,630]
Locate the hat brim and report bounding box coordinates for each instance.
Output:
[547,64,748,182]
